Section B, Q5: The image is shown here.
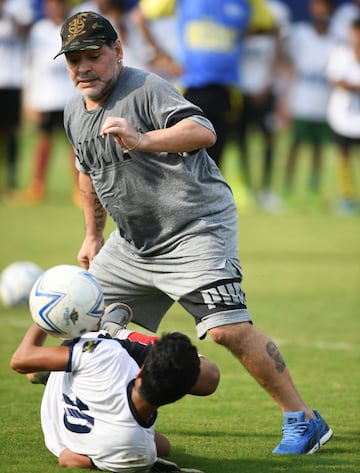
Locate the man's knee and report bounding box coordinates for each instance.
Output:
[209,322,253,347]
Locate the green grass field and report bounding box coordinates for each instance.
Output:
[0,126,359,472]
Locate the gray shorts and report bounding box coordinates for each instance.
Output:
[89,232,252,339]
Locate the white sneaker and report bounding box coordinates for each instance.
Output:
[258,191,284,214]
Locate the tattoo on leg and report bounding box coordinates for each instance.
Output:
[266,341,286,373]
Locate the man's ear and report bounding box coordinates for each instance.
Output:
[115,39,123,60]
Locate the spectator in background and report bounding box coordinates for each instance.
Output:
[0,0,34,196]
[281,0,336,207]
[24,0,79,204]
[235,0,291,213]
[84,0,275,170]
[72,0,155,70]
[136,0,183,81]
[107,0,154,70]
[326,16,360,215]
[177,0,252,167]
[331,0,360,43]
[70,0,136,13]
[267,0,292,37]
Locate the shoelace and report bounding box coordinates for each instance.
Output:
[281,421,309,442]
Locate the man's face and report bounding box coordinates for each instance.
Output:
[309,0,332,23]
[65,42,122,106]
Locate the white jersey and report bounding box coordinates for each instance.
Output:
[0,10,27,88]
[3,0,34,26]
[240,34,277,95]
[70,1,100,14]
[287,22,337,121]
[326,44,360,138]
[330,3,359,44]
[24,18,75,111]
[121,14,152,71]
[267,0,291,38]
[41,332,157,472]
[239,1,291,95]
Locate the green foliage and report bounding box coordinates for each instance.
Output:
[0,129,359,472]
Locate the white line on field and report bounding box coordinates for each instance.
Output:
[275,338,355,351]
[6,319,357,351]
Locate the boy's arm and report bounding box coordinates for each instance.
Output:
[333,79,360,92]
[10,324,70,374]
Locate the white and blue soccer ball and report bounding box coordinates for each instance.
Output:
[29,265,104,339]
[0,261,43,307]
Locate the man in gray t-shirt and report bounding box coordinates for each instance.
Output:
[55,11,333,457]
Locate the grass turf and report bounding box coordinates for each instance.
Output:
[0,127,359,472]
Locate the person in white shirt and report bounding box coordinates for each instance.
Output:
[71,0,152,70]
[282,0,337,206]
[331,0,360,43]
[11,315,218,472]
[0,0,34,194]
[326,15,360,214]
[24,0,79,204]
[136,0,182,81]
[267,0,291,37]
[236,0,291,213]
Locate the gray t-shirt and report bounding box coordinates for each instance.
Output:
[64,67,238,259]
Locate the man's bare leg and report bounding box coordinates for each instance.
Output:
[209,323,315,418]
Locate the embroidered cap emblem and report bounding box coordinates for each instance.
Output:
[68,17,86,39]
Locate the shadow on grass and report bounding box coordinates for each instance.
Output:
[168,429,359,473]
[172,450,358,473]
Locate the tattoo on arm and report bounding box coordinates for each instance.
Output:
[79,178,106,234]
[266,341,286,373]
[93,194,106,232]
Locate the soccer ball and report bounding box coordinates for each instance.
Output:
[0,261,43,307]
[29,265,104,339]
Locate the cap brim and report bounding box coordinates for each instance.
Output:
[53,42,104,60]
[53,49,66,59]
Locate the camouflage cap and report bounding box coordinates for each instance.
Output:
[54,11,118,59]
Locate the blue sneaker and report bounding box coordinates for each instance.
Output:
[273,410,333,454]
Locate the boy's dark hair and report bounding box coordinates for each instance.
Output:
[140,332,200,407]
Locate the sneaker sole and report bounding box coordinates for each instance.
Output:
[307,427,333,454]
[180,469,205,473]
[180,468,204,473]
